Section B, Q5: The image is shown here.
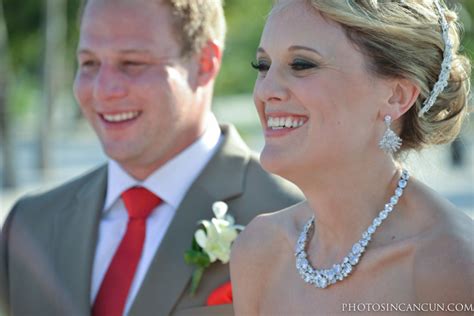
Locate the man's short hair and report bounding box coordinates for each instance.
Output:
[166,0,226,56]
[79,0,227,56]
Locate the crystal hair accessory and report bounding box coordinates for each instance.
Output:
[295,170,409,289]
[418,0,453,117]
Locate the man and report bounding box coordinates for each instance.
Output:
[0,0,302,315]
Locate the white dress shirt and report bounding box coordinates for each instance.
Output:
[90,114,222,315]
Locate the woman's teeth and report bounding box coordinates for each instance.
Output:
[267,116,305,129]
[102,111,140,122]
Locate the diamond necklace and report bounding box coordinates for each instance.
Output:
[295,169,409,289]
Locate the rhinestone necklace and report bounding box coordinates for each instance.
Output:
[295,170,409,289]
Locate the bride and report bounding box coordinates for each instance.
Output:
[230,0,472,315]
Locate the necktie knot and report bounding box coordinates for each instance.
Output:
[121,186,161,219]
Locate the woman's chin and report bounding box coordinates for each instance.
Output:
[260,147,295,179]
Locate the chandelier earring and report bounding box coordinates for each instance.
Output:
[379,115,402,154]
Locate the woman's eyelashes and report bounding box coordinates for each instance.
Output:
[251,60,270,72]
[289,59,318,71]
[251,58,318,73]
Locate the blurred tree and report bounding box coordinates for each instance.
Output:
[2,0,472,103]
[458,0,474,60]
[215,0,272,95]
[0,0,472,187]
[3,0,43,77]
[0,0,15,188]
[36,0,68,171]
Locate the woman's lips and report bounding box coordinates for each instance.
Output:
[264,114,308,137]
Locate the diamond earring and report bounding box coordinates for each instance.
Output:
[379,115,402,154]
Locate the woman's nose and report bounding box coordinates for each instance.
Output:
[254,66,290,104]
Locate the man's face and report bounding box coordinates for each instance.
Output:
[74,0,207,179]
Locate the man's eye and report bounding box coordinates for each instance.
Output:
[123,61,146,67]
[251,61,270,72]
[80,60,98,68]
[289,60,317,71]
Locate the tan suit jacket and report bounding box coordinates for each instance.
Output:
[0,125,303,316]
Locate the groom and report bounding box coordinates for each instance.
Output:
[0,0,302,315]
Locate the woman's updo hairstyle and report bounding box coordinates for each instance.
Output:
[307,0,471,152]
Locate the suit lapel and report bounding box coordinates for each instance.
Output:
[54,166,107,315]
[129,125,250,315]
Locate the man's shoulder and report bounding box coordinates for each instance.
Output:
[209,124,303,206]
[243,154,303,203]
[218,152,303,225]
[247,154,301,192]
[9,165,107,218]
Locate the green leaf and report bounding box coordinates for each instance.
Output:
[184,249,211,268]
[195,253,211,267]
[184,249,198,264]
[190,266,205,296]
[191,237,202,251]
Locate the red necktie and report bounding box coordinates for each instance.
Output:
[92,187,161,316]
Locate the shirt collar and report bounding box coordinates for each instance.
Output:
[104,113,222,211]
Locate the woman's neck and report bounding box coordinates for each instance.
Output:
[293,158,401,265]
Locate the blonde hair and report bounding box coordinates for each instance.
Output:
[80,0,226,56]
[294,0,471,152]
[166,0,227,56]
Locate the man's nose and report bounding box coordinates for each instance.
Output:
[93,64,128,101]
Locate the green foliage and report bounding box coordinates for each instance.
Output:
[3,0,42,73]
[184,238,211,268]
[3,0,82,117]
[3,0,81,72]
[457,0,474,61]
[2,0,473,117]
[184,248,211,269]
[184,238,211,296]
[8,71,40,116]
[215,0,272,95]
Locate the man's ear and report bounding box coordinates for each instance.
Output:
[196,40,223,87]
[382,79,420,120]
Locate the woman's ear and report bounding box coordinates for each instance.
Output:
[382,79,420,121]
[196,40,223,87]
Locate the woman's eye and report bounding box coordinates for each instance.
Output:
[251,60,270,72]
[289,60,317,71]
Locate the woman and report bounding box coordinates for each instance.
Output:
[230,0,472,315]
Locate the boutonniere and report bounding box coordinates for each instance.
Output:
[184,201,244,295]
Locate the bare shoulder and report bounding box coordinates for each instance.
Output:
[230,202,306,315]
[409,181,473,304]
[231,204,298,279]
[232,200,308,264]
